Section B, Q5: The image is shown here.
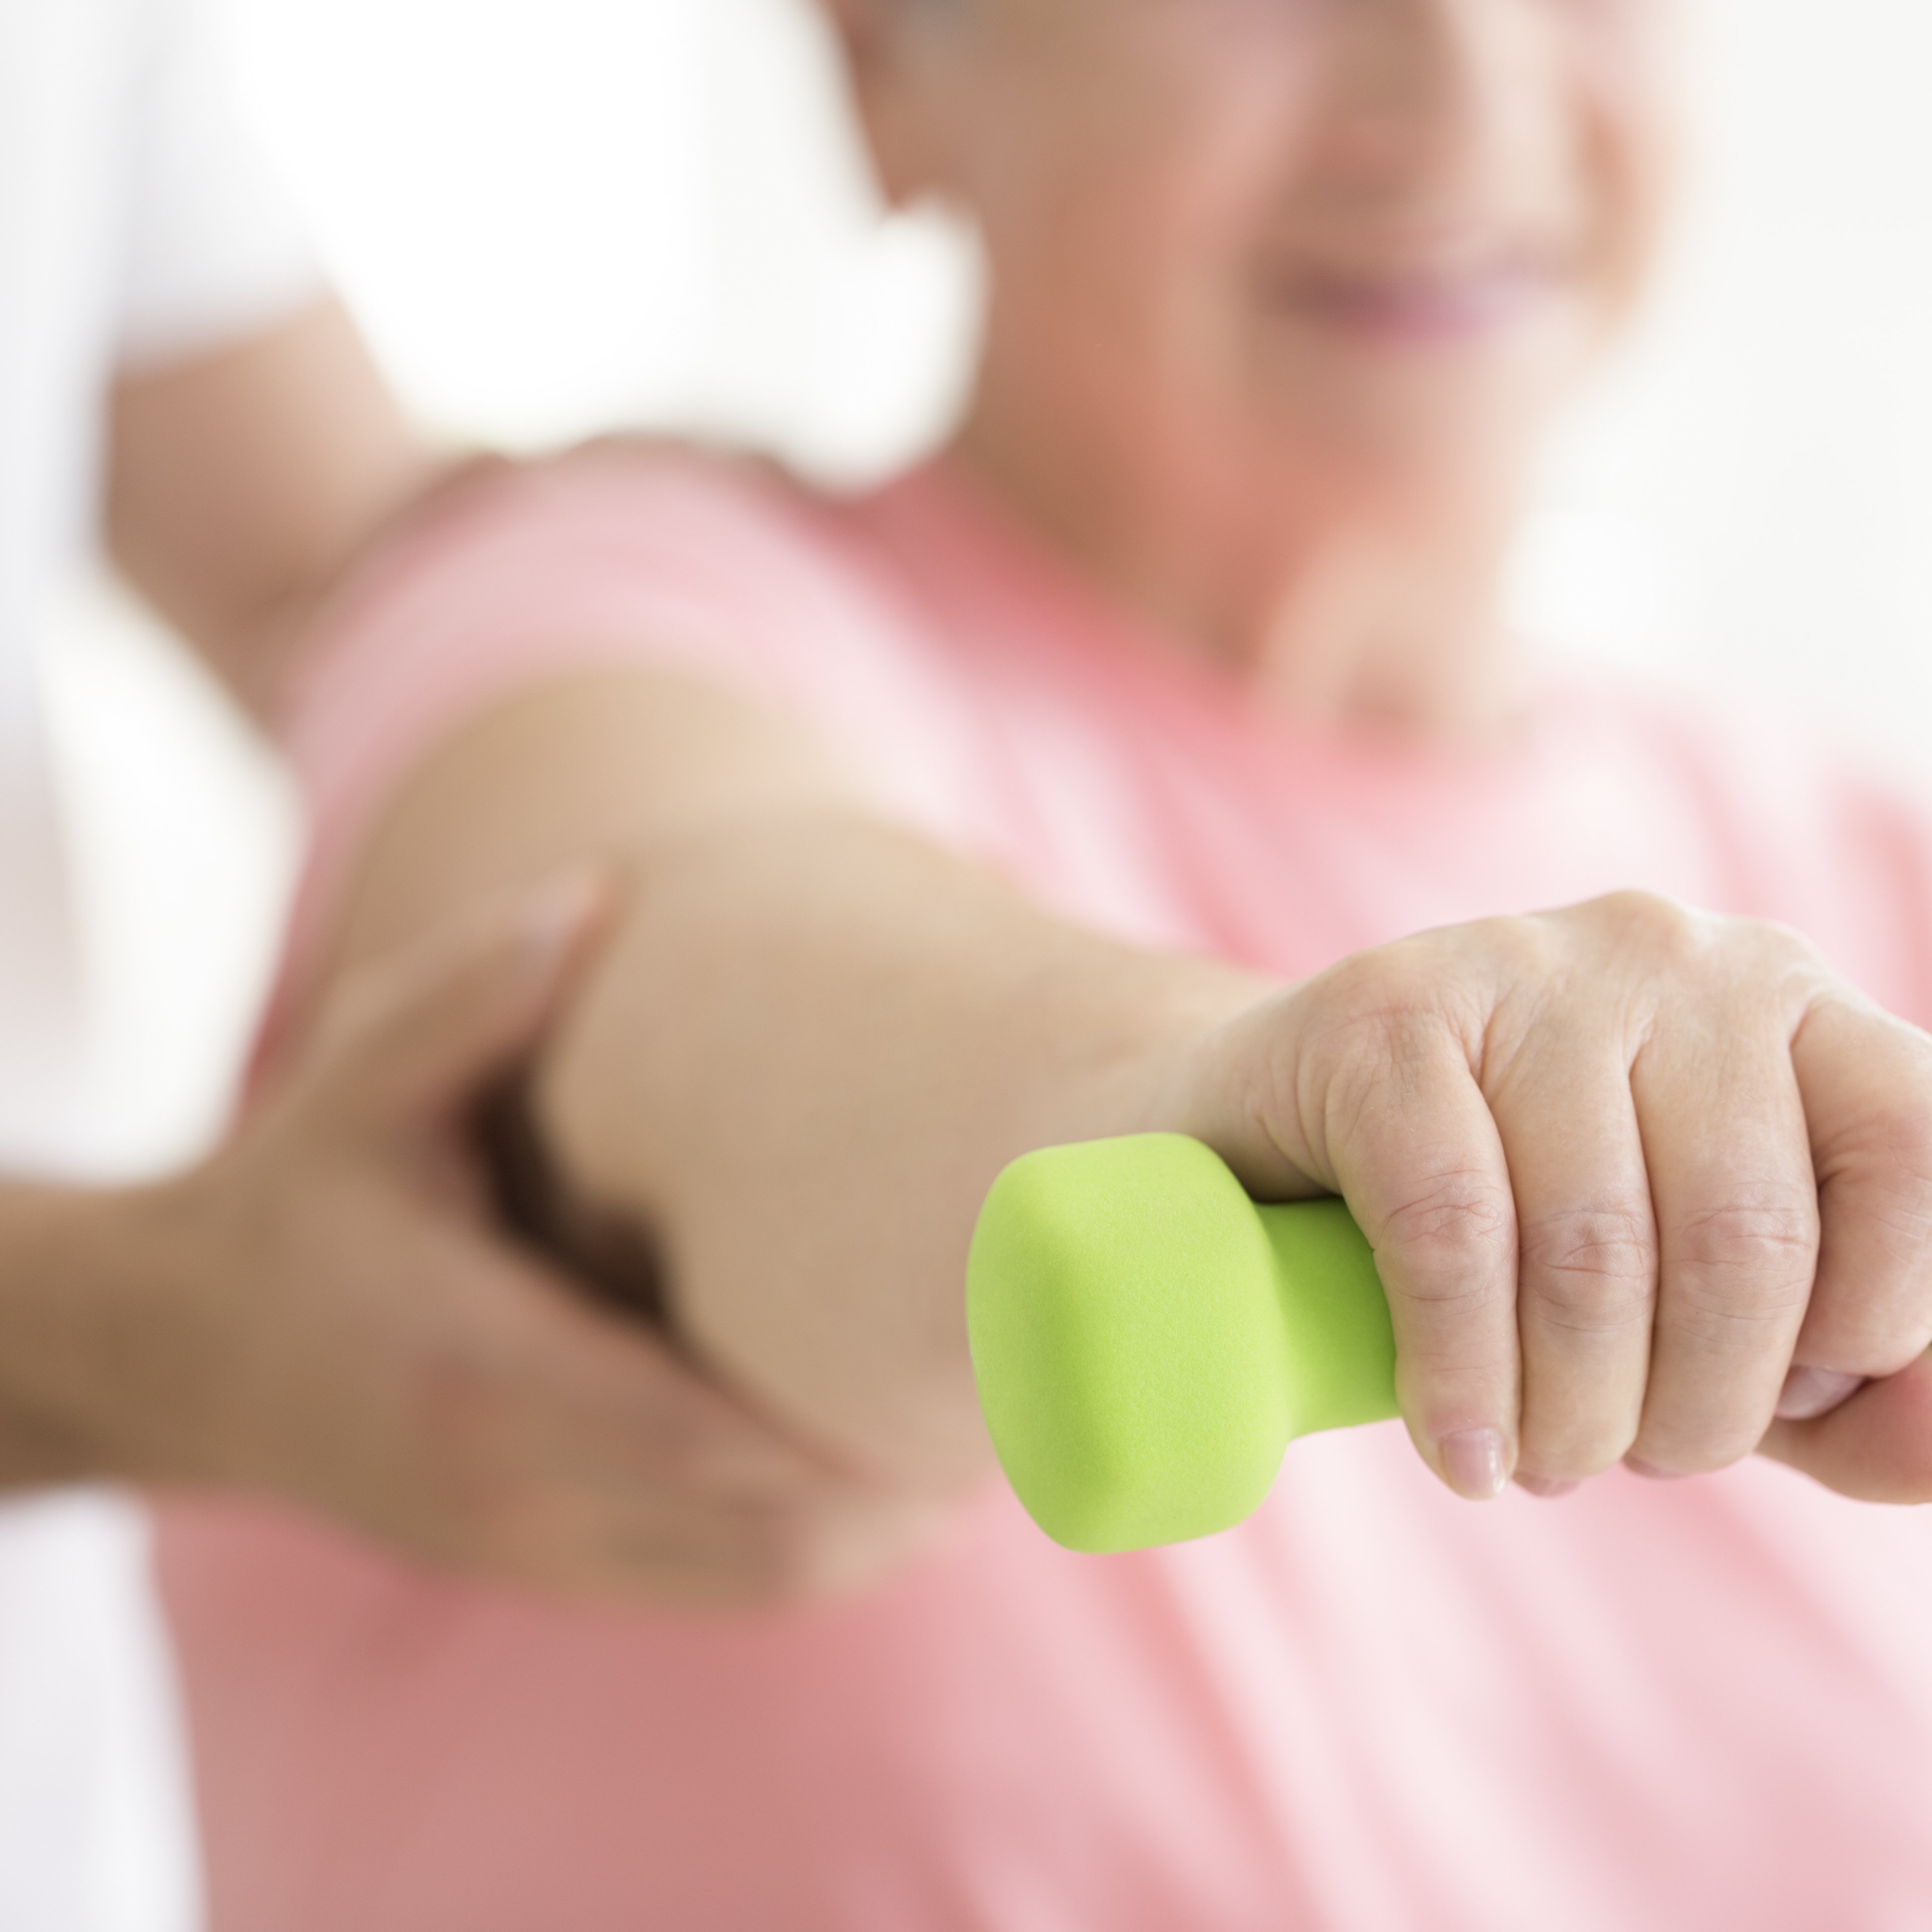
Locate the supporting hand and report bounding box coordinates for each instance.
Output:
[2,875,946,1605]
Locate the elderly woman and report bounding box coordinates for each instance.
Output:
[158,0,1932,1924]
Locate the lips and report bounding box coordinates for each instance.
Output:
[1261,248,1568,344]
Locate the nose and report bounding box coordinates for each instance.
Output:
[1317,0,1560,194]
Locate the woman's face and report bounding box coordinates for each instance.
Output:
[860,0,1681,505]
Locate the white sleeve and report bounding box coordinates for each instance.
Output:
[115,0,325,368]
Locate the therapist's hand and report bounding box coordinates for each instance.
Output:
[25,875,946,1606]
[1178,891,1932,1504]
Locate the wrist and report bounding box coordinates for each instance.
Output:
[0,1174,233,1491]
[0,1183,141,1486]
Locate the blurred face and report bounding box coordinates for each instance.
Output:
[858,0,1681,507]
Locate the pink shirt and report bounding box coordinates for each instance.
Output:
[157,449,1932,1930]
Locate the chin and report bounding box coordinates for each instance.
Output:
[1242,343,1587,498]
[1234,395,1550,510]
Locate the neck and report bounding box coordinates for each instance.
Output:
[951,380,1530,746]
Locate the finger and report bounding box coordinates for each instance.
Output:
[1629,1004,1819,1475]
[1488,1021,1658,1485]
[606,1491,961,1606]
[439,1234,851,1505]
[1758,1351,1932,1504]
[301,867,614,1132]
[529,1316,853,1503]
[1323,1011,1520,1501]
[458,1255,970,1601]
[486,1487,960,1610]
[427,1485,824,1607]
[409,1260,959,1605]
[1786,993,1932,1386]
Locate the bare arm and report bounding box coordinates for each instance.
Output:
[326,670,1262,1490]
[0,881,941,1604]
[105,296,436,718]
[325,658,1932,1513]
[0,308,916,1603]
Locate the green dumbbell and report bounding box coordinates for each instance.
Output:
[967,1134,1400,1554]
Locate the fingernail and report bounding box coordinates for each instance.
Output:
[1439,1429,1508,1502]
[1515,1474,1581,1500]
[520,870,606,970]
[1624,1457,1691,1482]
[1776,1365,1865,1422]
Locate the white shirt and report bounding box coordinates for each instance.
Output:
[0,0,317,1172]
[0,7,319,1925]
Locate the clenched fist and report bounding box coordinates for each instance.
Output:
[1173,892,1932,1504]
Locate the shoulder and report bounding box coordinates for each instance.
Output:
[282,439,987,864]
[324,440,899,644]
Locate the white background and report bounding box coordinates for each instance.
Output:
[48,0,1932,1172]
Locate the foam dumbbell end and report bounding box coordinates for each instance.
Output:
[967,1134,1399,1554]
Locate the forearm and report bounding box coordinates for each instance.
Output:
[0,1180,216,1490]
[0,1187,101,1485]
[319,669,1271,1490]
[107,298,438,721]
[534,811,1265,1486]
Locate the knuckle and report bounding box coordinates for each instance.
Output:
[1733,913,1826,973]
[1671,1194,1819,1314]
[409,1342,530,1520]
[1310,970,1435,1069]
[1492,912,1565,977]
[1592,890,1703,959]
[1313,1026,1447,1156]
[1517,1207,1658,1336]
[1314,935,1482,1045]
[1872,1101,1932,1191]
[1382,1170,1515,1299]
[1584,897,1823,1003]
[1311,994,1476,1131]
[1817,1177,1932,1370]
[642,1402,798,1499]
[1839,1118,1932,1255]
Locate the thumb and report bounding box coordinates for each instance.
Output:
[1758,1351,1932,1504]
[297,867,614,1135]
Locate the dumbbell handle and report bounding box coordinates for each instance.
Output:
[967,1135,1400,1553]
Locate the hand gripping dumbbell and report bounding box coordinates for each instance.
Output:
[967,1134,1399,1553]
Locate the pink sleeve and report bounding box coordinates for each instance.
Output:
[275,448,973,976]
